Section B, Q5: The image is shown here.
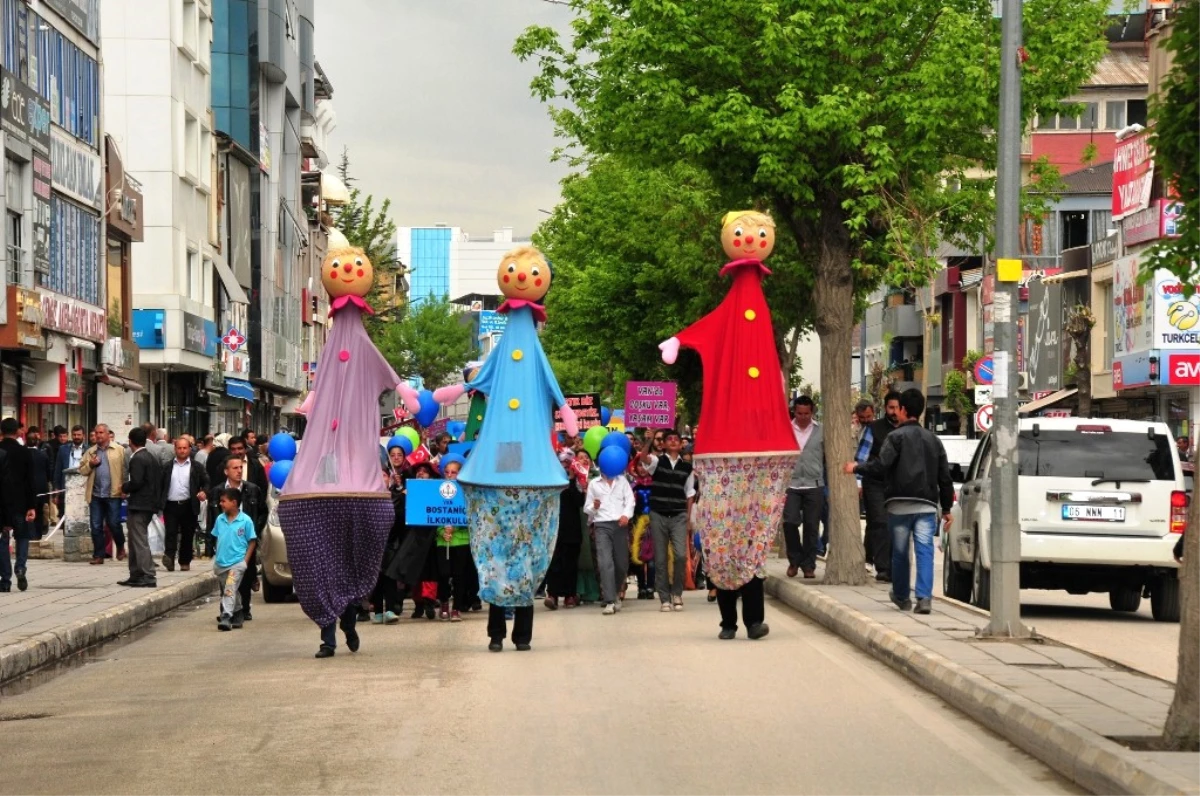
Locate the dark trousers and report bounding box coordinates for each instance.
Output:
[488,604,533,645]
[163,500,197,565]
[371,572,398,615]
[546,541,581,598]
[862,481,891,574]
[716,577,765,631]
[238,557,256,614]
[320,603,359,649]
[89,497,124,560]
[782,488,825,571]
[436,545,473,611]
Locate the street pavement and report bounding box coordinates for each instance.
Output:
[930,554,1180,682]
[0,588,1084,795]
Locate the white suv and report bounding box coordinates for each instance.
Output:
[943,418,1187,622]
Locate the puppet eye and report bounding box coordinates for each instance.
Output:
[531,267,540,276]
[354,257,364,267]
[506,263,516,273]
[733,227,744,237]
[758,228,769,238]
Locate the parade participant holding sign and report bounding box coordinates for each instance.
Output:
[430,246,578,652]
[277,247,421,659]
[656,211,799,640]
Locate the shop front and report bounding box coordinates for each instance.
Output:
[29,290,105,431]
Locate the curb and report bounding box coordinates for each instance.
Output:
[0,573,218,685]
[765,576,1197,796]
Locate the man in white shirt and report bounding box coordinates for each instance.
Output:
[160,439,209,571]
[585,468,636,615]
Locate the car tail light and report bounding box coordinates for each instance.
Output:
[1170,491,1189,535]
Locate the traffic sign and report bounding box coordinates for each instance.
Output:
[974,356,994,385]
[974,386,992,406]
[975,403,994,433]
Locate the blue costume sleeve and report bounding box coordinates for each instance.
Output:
[537,347,566,409]
[465,350,498,397]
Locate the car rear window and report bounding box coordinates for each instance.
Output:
[1018,430,1176,481]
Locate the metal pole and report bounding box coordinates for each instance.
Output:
[983,0,1031,638]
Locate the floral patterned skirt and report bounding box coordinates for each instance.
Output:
[462,484,560,607]
[693,453,797,590]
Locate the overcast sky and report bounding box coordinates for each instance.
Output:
[314,1,572,239]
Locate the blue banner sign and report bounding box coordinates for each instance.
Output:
[405,479,468,526]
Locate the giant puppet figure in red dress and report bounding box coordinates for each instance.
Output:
[659,211,799,639]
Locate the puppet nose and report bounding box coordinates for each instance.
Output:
[517,272,527,282]
[342,263,353,273]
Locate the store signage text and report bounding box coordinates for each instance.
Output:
[39,291,105,342]
[51,127,102,209]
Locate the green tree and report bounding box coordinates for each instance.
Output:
[376,296,475,390]
[1146,2,1199,754]
[533,156,815,420]
[516,0,1108,584]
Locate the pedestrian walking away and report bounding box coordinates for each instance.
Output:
[0,417,39,592]
[161,438,209,572]
[120,427,163,588]
[846,388,954,615]
[782,396,825,580]
[860,392,902,582]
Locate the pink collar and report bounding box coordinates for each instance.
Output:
[719,257,772,278]
[497,299,547,323]
[330,294,374,315]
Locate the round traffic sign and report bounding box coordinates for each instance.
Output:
[975,403,994,433]
[974,356,994,385]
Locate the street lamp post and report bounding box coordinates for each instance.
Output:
[982,0,1032,639]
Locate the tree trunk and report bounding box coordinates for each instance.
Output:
[810,222,866,586]
[782,327,802,393]
[1163,494,1200,750]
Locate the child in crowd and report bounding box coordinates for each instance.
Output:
[434,455,471,621]
[372,442,409,624]
[212,487,257,631]
[585,460,636,615]
[573,449,601,604]
[628,458,656,599]
[384,463,440,620]
[545,451,584,610]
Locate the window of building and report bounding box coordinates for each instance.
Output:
[1102,282,1114,371]
[1105,100,1126,130]
[184,113,200,182]
[1091,210,1113,242]
[181,0,198,58]
[202,257,213,305]
[185,249,198,301]
[1036,102,1099,131]
[7,210,24,286]
[48,196,100,305]
[2,0,30,82]
[198,9,212,72]
[107,239,126,338]
[34,16,100,146]
[200,126,212,190]
[1061,211,1089,250]
[1127,99,1147,127]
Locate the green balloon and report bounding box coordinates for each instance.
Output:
[396,427,421,449]
[583,425,608,459]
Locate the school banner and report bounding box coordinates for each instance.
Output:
[555,392,601,433]
[624,381,677,429]
[405,479,468,526]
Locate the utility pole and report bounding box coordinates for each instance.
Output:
[983,0,1031,639]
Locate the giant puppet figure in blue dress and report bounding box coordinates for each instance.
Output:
[278,246,421,659]
[431,246,578,652]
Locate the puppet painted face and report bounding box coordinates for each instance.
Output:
[720,211,776,261]
[322,247,374,299]
[497,246,551,302]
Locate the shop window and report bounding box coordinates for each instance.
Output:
[107,239,127,338]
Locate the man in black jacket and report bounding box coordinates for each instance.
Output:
[845,389,954,615]
[161,438,209,572]
[0,417,37,592]
[228,436,267,496]
[121,427,163,588]
[210,453,266,623]
[860,391,902,582]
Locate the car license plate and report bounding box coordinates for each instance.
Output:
[1062,504,1125,522]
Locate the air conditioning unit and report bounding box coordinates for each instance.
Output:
[1018,372,1029,391]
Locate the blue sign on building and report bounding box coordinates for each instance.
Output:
[478,310,507,337]
[405,479,468,526]
[131,309,166,349]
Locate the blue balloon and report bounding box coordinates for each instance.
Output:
[386,436,414,455]
[269,459,293,490]
[446,420,466,440]
[267,432,297,462]
[416,389,440,428]
[597,446,629,479]
[599,430,632,457]
[600,406,613,426]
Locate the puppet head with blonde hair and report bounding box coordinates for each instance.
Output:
[720,210,776,262]
[322,246,374,299]
[496,245,552,302]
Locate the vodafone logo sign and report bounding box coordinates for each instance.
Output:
[1168,354,1200,386]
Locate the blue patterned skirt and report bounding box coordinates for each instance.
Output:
[462,484,560,607]
[277,493,394,628]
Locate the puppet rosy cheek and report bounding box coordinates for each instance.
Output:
[357,269,364,277]
[503,275,510,283]
[534,279,543,287]
[760,241,768,248]
[329,270,337,279]
[733,238,741,247]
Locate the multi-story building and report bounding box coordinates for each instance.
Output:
[104,0,238,438]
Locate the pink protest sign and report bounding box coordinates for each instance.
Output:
[624,381,677,429]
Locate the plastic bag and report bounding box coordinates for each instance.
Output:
[149,513,166,555]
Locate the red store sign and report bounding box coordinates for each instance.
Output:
[39,291,106,342]
[1112,131,1154,222]
[1168,354,1200,386]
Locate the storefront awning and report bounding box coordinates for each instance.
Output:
[225,377,254,401]
[1018,388,1078,415]
[95,367,144,393]
[212,257,250,304]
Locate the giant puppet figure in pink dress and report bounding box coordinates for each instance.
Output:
[659,211,799,640]
[277,246,421,659]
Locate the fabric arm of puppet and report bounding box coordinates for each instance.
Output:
[396,382,421,414]
[659,336,681,365]
[432,384,467,405]
[297,391,315,415]
[559,403,579,438]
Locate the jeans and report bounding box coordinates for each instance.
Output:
[0,526,30,586]
[214,561,247,617]
[889,512,938,602]
[89,497,125,560]
[650,511,688,600]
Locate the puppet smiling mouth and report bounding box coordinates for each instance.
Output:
[515,285,528,291]
[340,277,356,283]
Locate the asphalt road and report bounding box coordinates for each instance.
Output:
[931,555,1180,682]
[0,593,1083,796]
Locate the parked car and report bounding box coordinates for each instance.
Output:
[944,418,1186,621]
[259,487,293,603]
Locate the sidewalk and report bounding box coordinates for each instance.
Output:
[0,557,217,684]
[765,560,1199,796]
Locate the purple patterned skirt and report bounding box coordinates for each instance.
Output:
[277,493,394,628]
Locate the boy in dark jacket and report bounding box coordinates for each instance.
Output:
[845,388,954,615]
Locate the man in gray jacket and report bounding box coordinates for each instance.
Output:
[782,396,824,579]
